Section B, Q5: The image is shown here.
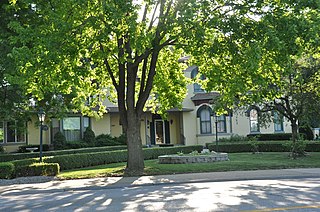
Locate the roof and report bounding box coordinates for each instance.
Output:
[106,107,193,113]
[190,92,220,101]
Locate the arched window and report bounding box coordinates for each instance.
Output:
[274,111,284,132]
[197,105,212,134]
[249,109,259,132]
[191,67,205,93]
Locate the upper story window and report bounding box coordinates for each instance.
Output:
[249,109,259,133]
[274,111,284,132]
[216,115,227,133]
[191,67,205,93]
[197,105,212,134]
[0,121,26,144]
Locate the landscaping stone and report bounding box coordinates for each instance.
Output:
[158,153,229,164]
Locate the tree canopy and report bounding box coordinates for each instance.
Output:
[4,0,320,173]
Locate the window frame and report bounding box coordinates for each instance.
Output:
[249,109,260,133]
[273,111,284,132]
[197,105,212,134]
[216,115,227,133]
[0,121,27,144]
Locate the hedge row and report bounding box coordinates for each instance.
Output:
[207,141,320,153]
[247,133,292,141]
[43,145,203,170]
[0,161,59,179]
[0,145,128,162]
[0,145,203,178]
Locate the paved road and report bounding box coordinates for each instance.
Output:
[0,169,320,211]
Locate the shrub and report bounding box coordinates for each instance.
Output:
[207,141,292,153]
[0,146,4,153]
[95,134,118,146]
[65,141,90,149]
[53,132,66,150]
[0,145,128,162]
[299,126,314,140]
[83,127,96,144]
[247,133,292,141]
[15,163,60,177]
[0,162,15,179]
[18,144,50,153]
[42,145,203,170]
[114,134,127,145]
[218,135,250,143]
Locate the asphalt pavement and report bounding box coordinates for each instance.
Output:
[0,168,319,193]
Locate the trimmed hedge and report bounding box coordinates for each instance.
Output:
[0,145,128,162]
[15,163,60,177]
[207,141,320,153]
[43,145,203,170]
[0,162,15,179]
[247,133,292,141]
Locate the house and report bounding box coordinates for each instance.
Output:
[1,66,292,152]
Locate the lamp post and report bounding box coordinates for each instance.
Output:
[215,114,219,153]
[38,108,45,162]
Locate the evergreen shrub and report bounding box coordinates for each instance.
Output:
[15,163,60,177]
[0,162,14,179]
[53,132,66,150]
[83,127,96,144]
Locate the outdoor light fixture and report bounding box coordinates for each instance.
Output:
[38,108,45,162]
[215,114,219,153]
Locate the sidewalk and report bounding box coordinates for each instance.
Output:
[0,168,319,194]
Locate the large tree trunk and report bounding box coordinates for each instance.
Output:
[124,112,144,176]
[291,120,298,144]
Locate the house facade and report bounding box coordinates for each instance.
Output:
[1,66,292,152]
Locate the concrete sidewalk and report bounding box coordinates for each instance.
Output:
[0,168,319,194]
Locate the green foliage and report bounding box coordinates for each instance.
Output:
[0,146,4,153]
[218,135,251,143]
[53,132,66,150]
[65,141,89,149]
[247,133,292,141]
[0,162,14,179]
[0,146,127,162]
[208,141,292,153]
[83,127,95,144]
[288,140,307,158]
[42,145,203,170]
[15,163,60,177]
[95,134,126,146]
[299,126,314,140]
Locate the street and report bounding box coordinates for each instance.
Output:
[1,177,320,211]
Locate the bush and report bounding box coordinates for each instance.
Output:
[247,133,292,141]
[53,132,66,150]
[218,135,250,143]
[65,141,90,149]
[0,145,128,162]
[0,146,4,153]
[299,126,314,140]
[207,141,291,153]
[15,163,60,177]
[0,162,14,179]
[41,145,203,170]
[114,134,127,145]
[95,134,120,146]
[83,127,96,144]
[18,144,50,153]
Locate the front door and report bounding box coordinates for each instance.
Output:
[155,120,165,144]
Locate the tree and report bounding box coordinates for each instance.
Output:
[6,0,319,173]
[199,1,320,155]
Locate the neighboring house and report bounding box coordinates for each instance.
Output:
[1,66,292,152]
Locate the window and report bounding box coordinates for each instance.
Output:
[191,67,205,93]
[274,111,284,132]
[0,121,26,144]
[52,116,91,142]
[250,109,259,132]
[197,105,212,134]
[216,115,227,133]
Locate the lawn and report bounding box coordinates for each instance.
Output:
[57,152,320,180]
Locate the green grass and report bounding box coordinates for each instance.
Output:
[57,152,320,180]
